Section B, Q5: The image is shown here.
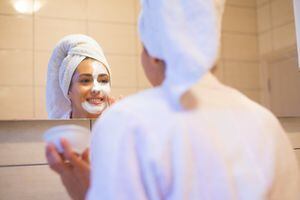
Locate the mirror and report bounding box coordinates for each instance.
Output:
[0,0,148,119]
[0,0,298,119]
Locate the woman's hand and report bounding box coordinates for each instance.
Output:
[45,139,90,200]
[107,95,123,106]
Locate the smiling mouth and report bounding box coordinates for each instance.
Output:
[87,97,105,105]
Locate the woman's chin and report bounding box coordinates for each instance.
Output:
[81,101,107,116]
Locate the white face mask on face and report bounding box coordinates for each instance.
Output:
[81,61,111,115]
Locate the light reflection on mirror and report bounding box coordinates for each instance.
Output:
[12,0,42,14]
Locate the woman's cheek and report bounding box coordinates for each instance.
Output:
[79,85,92,99]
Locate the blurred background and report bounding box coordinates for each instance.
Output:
[0,0,298,119]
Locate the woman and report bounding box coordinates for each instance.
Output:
[46,34,113,119]
[45,35,113,199]
[47,0,300,199]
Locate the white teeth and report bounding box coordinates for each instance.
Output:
[88,98,103,104]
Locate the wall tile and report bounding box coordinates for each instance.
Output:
[240,89,261,103]
[222,33,258,61]
[135,0,141,24]
[287,132,300,149]
[0,50,33,86]
[0,0,42,15]
[223,6,257,33]
[0,120,91,164]
[0,166,69,199]
[0,15,33,49]
[36,0,86,20]
[272,22,296,51]
[256,0,269,7]
[88,22,137,55]
[226,0,256,7]
[34,86,47,118]
[280,118,300,133]
[268,57,300,117]
[271,0,294,27]
[0,0,32,15]
[110,87,137,97]
[0,86,34,119]
[0,0,15,14]
[106,55,137,87]
[34,17,87,51]
[34,51,51,86]
[257,3,271,33]
[258,31,273,55]
[88,0,135,23]
[296,150,300,165]
[223,61,260,89]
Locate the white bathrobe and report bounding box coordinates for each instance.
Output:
[87,73,300,200]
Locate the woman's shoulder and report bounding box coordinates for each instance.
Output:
[109,87,166,113]
[92,87,165,132]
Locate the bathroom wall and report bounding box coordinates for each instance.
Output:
[256,0,300,116]
[0,119,299,199]
[280,117,300,167]
[256,0,295,56]
[217,0,261,104]
[0,119,91,199]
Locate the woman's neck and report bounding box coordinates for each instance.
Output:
[71,110,100,119]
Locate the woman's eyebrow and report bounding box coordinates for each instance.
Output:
[79,73,93,77]
[98,74,109,77]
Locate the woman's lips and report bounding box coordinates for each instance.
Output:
[87,97,104,105]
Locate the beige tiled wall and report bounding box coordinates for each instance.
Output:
[256,0,298,110]
[217,0,261,103]
[279,117,300,165]
[0,119,298,199]
[0,119,91,199]
[257,0,296,56]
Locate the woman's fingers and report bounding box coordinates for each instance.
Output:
[60,138,78,164]
[46,143,67,173]
[46,139,90,200]
[61,139,91,170]
[108,96,116,105]
[107,95,123,106]
[82,148,90,163]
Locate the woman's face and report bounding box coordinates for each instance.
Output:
[68,58,111,118]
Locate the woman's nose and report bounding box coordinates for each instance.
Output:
[91,81,102,95]
[91,88,101,95]
[92,90,100,95]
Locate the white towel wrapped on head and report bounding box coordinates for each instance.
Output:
[46,34,110,119]
[138,0,225,109]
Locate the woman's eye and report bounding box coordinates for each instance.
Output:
[79,78,92,84]
[98,78,109,84]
